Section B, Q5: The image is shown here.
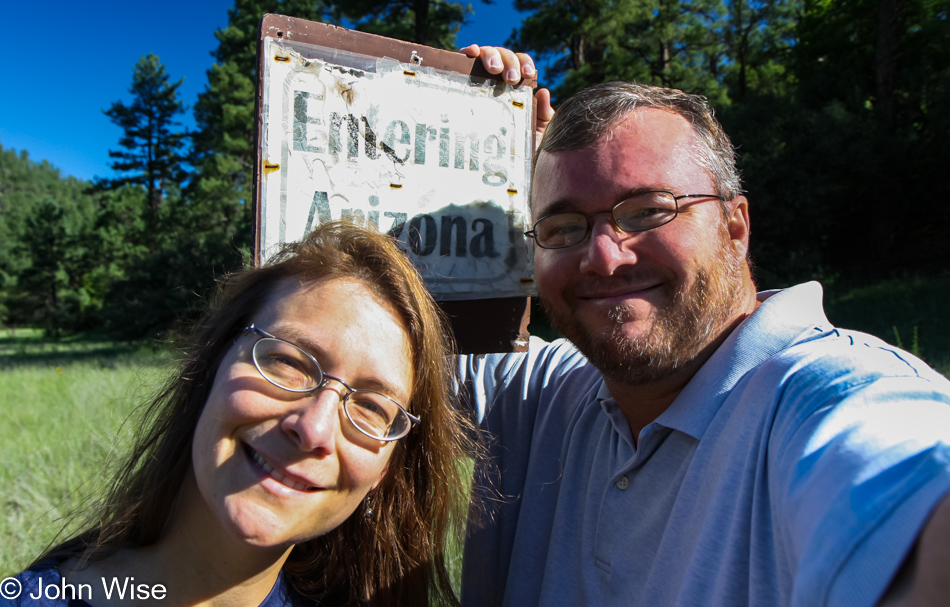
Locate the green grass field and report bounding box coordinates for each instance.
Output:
[0,329,173,575]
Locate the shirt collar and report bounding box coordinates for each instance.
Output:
[653,281,832,440]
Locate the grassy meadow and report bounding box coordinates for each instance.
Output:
[0,329,173,575]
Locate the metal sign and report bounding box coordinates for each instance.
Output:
[257,29,536,300]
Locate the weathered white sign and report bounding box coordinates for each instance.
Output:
[259,36,535,299]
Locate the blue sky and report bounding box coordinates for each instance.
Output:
[0,1,523,182]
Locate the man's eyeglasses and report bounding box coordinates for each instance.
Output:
[524,191,722,250]
[242,325,419,442]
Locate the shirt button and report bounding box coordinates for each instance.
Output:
[616,476,629,490]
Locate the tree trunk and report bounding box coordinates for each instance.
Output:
[414,0,431,45]
[870,0,903,263]
[875,0,901,131]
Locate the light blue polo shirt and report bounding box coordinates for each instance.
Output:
[460,282,950,607]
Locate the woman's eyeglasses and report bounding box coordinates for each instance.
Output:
[242,325,419,441]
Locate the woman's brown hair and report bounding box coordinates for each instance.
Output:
[35,221,478,606]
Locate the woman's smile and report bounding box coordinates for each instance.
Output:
[245,443,321,493]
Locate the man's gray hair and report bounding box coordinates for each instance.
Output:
[538,82,742,201]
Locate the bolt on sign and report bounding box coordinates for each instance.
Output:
[256,15,536,315]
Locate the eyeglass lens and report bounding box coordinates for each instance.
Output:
[533,191,678,249]
[251,337,408,440]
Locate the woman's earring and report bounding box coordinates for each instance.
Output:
[364,498,373,519]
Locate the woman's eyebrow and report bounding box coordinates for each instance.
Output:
[273,327,327,359]
[276,326,410,401]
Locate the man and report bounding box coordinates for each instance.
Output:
[460,48,950,606]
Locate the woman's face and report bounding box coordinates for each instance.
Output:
[190,277,413,549]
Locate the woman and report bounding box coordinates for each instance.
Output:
[8,221,476,606]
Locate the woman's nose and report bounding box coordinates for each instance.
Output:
[280,388,342,453]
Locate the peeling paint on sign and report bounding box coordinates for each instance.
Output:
[259,37,535,299]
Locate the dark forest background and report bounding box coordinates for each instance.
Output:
[1,0,947,366]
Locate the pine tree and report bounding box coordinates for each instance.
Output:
[95,1,336,340]
[190,0,330,226]
[101,54,188,210]
[508,0,800,103]
[332,0,472,49]
[0,146,97,333]
[718,0,798,101]
[508,0,724,101]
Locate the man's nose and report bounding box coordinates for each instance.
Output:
[579,215,637,275]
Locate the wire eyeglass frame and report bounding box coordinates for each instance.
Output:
[524,190,723,250]
[242,325,419,442]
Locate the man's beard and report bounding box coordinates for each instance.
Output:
[543,236,744,387]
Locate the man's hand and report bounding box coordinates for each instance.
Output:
[460,45,555,148]
[460,44,536,84]
[533,87,554,148]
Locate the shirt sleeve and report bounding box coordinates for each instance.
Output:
[458,337,595,606]
[767,341,950,607]
[457,336,588,423]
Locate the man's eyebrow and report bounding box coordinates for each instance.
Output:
[534,198,579,217]
[626,185,675,196]
[535,187,673,217]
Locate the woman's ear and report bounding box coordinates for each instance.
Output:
[371,461,390,491]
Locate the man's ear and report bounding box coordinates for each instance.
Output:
[727,195,751,256]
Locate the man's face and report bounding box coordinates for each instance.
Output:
[532,108,747,385]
